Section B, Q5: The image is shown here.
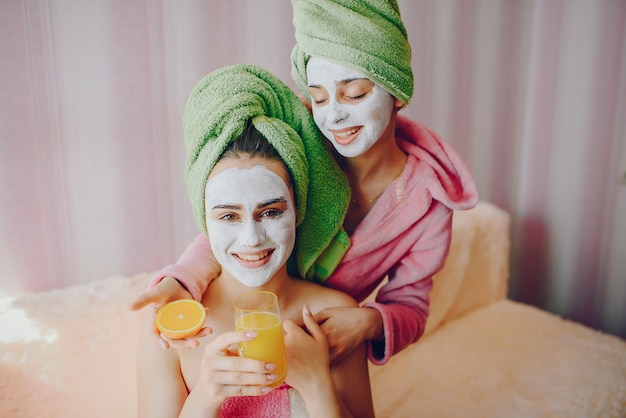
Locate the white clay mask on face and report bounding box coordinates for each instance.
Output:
[204,165,296,287]
[306,57,396,157]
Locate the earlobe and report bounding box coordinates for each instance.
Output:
[393,98,404,108]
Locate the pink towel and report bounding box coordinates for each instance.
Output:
[219,383,292,417]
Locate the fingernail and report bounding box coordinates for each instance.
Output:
[265,363,276,371]
[261,387,271,394]
[245,331,258,339]
[266,374,278,381]
[303,305,311,316]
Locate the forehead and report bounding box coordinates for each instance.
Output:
[206,159,291,203]
[209,155,289,184]
[307,57,369,83]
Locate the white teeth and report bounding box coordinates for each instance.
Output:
[237,251,270,261]
[334,128,359,138]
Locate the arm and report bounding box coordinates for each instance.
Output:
[129,234,219,349]
[138,324,275,418]
[137,315,191,418]
[149,233,221,301]
[363,205,452,365]
[284,306,374,418]
[314,204,452,365]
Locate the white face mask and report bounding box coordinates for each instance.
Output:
[306,57,396,157]
[204,165,296,287]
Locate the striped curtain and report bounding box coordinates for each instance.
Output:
[1,0,624,338]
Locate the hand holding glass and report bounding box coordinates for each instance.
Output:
[233,290,287,388]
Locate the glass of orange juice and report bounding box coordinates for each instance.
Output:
[233,290,287,388]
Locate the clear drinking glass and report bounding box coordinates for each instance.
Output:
[233,290,287,388]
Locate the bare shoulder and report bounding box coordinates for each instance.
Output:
[292,278,357,310]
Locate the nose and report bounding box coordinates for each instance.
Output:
[328,100,349,124]
[238,220,266,247]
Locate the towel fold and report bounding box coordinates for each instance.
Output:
[183,64,350,280]
[291,0,413,104]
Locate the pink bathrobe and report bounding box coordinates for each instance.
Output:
[151,115,478,365]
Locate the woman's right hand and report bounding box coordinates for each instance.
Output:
[129,276,212,349]
[193,331,278,406]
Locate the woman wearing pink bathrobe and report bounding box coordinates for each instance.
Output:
[131,0,478,366]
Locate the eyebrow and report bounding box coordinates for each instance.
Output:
[257,197,287,209]
[211,203,241,210]
[339,77,371,86]
[210,197,287,211]
[308,78,373,88]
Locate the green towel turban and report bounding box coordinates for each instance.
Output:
[184,64,350,280]
[291,0,413,105]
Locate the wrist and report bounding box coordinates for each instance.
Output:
[362,306,384,341]
[162,276,190,293]
[181,387,221,418]
[299,372,343,415]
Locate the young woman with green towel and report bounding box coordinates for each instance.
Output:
[137,64,374,417]
[132,0,478,366]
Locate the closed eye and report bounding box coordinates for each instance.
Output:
[347,93,366,101]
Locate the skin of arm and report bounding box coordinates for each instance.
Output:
[137,316,191,418]
[284,304,375,418]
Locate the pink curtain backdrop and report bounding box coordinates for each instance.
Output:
[1,0,624,338]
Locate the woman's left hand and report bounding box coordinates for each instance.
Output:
[313,306,382,364]
[283,305,331,393]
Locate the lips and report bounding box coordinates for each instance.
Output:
[233,249,274,267]
[331,126,362,145]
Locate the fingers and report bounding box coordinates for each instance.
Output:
[128,287,161,311]
[311,307,331,324]
[218,383,273,398]
[203,331,280,394]
[282,319,302,335]
[209,356,278,387]
[128,276,191,311]
[301,305,326,341]
[161,327,213,349]
[210,330,258,354]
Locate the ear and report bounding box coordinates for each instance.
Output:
[393,98,404,108]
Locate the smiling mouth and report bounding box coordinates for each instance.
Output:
[234,250,273,263]
[331,126,362,145]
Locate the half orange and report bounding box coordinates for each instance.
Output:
[155,299,207,340]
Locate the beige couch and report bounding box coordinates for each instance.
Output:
[1,202,624,417]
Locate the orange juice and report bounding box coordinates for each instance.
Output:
[235,311,286,388]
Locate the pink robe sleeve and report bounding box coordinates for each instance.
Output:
[362,207,452,365]
[148,234,219,301]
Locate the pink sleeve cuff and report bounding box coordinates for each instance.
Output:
[362,301,394,365]
[148,265,205,301]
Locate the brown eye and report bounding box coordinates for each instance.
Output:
[261,209,283,219]
[215,212,240,222]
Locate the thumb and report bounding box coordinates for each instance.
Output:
[301,305,325,341]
